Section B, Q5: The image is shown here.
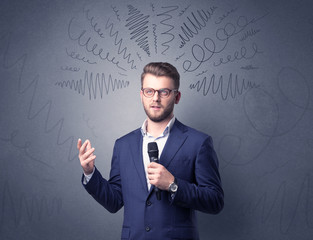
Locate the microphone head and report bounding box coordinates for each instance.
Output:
[148,142,159,158]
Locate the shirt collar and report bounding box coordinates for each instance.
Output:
[141,116,176,137]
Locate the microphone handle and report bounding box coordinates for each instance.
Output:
[150,157,161,200]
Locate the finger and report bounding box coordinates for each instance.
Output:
[81,147,95,160]
[81,154,96,165]
[86,139,92,150]
[77,138,82,150]
[147,162,159,168]
[79,140,89,155]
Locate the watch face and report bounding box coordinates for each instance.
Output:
[170,183,178,192]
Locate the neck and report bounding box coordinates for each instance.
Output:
[146,116,173,138]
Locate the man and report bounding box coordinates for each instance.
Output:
[78,62,224,239]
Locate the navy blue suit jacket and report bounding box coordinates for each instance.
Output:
[83,120,224,239]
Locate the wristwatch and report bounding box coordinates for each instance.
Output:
[168,178,178,193]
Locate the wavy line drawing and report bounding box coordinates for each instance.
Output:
[240,28,261,41]
[152,23,158,54]
[0,181,62,228]
[178,4,191,17]
[189,73,259,100]
[242,174,313,234]
[1,33,78,163]
[125,5,151,56]
[157,6,178,55]
[55,70,130,100]
[111,5,121,21]
[178,6,218,48]
[105,18,137,70]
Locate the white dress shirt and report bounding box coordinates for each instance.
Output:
[83,117,176,188]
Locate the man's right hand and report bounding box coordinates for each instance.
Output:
[77,138,96,175]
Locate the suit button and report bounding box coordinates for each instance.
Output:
[146,200,152,206]
[145,226,151,232]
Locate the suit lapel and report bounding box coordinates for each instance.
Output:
[160,120,188,168]
[128,129,149,192]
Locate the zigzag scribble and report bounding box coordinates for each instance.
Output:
[157,6,178,55]
[1,32,77,163]
[189,73,259,100]
[105,18,137,70]
[55,70,130,100]
[0,181,62,228]
[125,5,151,56]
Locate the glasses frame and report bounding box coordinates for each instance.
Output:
[141,88,178,98]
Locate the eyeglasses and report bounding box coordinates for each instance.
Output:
[141,88,178,98]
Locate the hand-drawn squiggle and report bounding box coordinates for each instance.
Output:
[68,17,126,71]
[0,181,62,228]
[111,5,121,21]
[125,5,151,57]
[152,23,158,54]
[0,131,54,169]
[178,6,218,48]
[157,6,178,55]
[65,48,97,65]
[183,13,269,72]
[1,32,78,163]
[240,28,261,42]
[242,174,313,234]
[105,18,137,70]
[55,70,130,100]
[189,73,259,100]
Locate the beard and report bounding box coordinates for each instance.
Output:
[143,102,175,123]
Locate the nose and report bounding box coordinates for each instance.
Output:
[152,90,161,101]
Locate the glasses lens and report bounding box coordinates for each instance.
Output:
[144,88,154,97]
[159,89,170,97]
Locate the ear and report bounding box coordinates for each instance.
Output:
[140,89,143,103]
[175,91,181,104]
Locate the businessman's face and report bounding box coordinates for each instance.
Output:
[141,73,181,123]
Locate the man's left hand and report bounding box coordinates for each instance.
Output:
[147,162,174,191]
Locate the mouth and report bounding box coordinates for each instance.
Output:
[150,105,162,110]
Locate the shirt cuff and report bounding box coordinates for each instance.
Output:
[83,167,95,185]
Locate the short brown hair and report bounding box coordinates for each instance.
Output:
[141,62,180,89]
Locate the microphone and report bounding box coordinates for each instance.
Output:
[148,142,161,200]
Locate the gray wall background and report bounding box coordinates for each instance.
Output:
[1,0,312,239]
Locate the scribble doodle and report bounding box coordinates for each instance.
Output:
[55,70,130,100]
[189,73,259,100]
[183,13,269,72]
[213,42,263,67]
[0,181,62,228]
[215,7,238,24]
[152,23,158,54]
[125,5,151,56]
[111,5,121,21]
[105,18,137,69]
[0,131,54,169]
[178,6,218,48]
[240,28,261,41]
[82,113,98,138]
[68,17,126,71]
[136,52,142,61]
[65,48,96,64]
[175,53,185,61]
[196,70,208,76]
[178,4,191,17]
[61,66,80,72]
[157,6,178,55]
[243,174,313,234]
[84,7,105,38]
[1,33,78,163]
[150,3,155,12]
[241,64,259,70]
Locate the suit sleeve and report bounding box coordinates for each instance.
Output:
[172,136,224,214]
[82,141,124,213]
